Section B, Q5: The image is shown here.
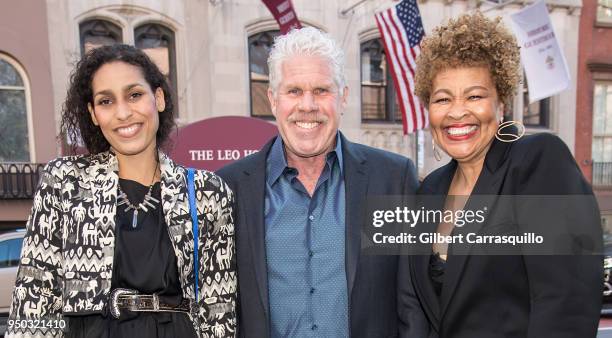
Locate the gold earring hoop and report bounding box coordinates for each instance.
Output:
[432,139,442,161]
[495,120,525,143]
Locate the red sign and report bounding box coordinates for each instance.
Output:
[168,116,278,171]
[262,0,302,34]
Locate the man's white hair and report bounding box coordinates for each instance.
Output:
[268,27,346,94]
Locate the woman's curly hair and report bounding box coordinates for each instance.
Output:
[60,44,175,154]
[415,12,521,108]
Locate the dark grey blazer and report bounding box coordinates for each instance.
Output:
[217,132,424,338]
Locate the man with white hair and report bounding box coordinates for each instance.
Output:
[218,27,424,337]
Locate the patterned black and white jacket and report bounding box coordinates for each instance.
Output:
[6,151,237,338]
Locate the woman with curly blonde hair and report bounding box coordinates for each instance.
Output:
[398,12,602,338]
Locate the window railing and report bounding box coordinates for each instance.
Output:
[0,163,45,199]
[593,162,612,188]
[361,83,386,121]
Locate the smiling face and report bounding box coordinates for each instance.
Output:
[88,61,164,158]
[268,55,347,160]
[428,66,503,164]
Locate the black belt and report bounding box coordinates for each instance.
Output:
[109,288,191,319]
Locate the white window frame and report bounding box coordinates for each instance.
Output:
[597,0,612,27]
[592,80,612,162]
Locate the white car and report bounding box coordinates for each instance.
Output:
[0,230,26,335]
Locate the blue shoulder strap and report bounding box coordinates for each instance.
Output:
[187,168,199,302]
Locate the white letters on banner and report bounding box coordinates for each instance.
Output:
[509,0,571,103]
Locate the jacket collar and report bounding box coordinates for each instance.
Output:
[86,149,183,226]
[439,139,514,321]
[483,137,512,176]
[339,132,368,299]
[87,150,181,195]
[158,151,184,229]
[86,150,191,292]
[236,138,274,319]
[422,137,512,195]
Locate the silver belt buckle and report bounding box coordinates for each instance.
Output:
[152,293,159,311]
[109,288,137,319]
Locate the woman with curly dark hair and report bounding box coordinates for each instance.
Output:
[6,44,237,338]
[398,12,602,338]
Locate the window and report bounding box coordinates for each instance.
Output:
[78,19,178,117]
[135,23,177,111]
[0,55,30,162]
[521,71,550,128]
[248,30,279,118]
[72,19,123,151]
[79,19,122,55]
[597,0,612,25]
[0,238,23,268]
[592,81,612,187]
[360,38,402,123]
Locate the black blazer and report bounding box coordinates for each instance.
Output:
[400,133,603,338]
[217,132,424,338]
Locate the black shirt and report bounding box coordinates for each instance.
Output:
[66,179,197,338]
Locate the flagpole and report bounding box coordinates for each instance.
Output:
[340,0,370,16]
[412,132,419,178]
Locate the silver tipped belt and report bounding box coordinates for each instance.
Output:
[109,288,192,319]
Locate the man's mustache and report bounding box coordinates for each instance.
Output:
[287,113,328,123]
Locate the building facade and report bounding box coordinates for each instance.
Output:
[575,0,612,233]
[0,0,56,228]
[0,0,586,227]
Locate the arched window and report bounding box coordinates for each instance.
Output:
[248,30,280,118]
[360,38,402,123]
[0,55,30,162]
[135,23,177,106]
[79,19,122,55]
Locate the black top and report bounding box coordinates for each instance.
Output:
[66,179,197,338]
[429,252,445,300]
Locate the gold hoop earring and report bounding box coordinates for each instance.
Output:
[495,120,525,143]
[432,139,442,161]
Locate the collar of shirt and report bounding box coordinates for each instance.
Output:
[266,133,344,186]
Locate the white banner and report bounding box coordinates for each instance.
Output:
[509,0,570,103]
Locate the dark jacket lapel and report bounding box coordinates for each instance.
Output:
[341,133,368,299]
[439,139,512,319]
[414,160,456,332]
[239,138,275,318]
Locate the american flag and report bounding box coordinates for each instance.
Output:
[375,0,427,134]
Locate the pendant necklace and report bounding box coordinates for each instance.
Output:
[117,161,160,228]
